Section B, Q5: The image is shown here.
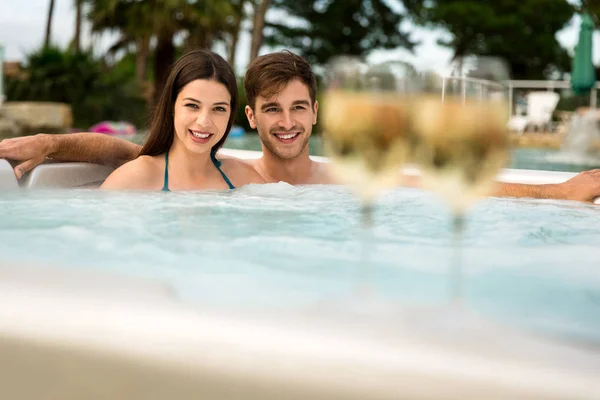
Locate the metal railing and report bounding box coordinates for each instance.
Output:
[441,77,600,118]
[441,76,511,117]
[441,75,507,103]
[506,80,599,115]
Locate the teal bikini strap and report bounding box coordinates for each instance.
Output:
[211,151,235,189]
[162,151,170,192]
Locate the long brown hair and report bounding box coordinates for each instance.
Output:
[244,50,317,110]
[140,49,238,157]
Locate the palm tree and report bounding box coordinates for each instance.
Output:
[44,0,55,48]
[73,0,83,52]
[182,0,240,51]
[250,0,270,61]
[88,0,236,103]
[87,0,154,97]
[226,0,247,67]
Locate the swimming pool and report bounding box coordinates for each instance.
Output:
[1,184,599,345]
[4,131,599,173]
[224,135,600,173]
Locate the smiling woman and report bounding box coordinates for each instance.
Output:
[100,49,264,191]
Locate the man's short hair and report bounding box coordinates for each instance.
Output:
[244,50,317,109]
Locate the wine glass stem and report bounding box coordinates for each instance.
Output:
[361,202,374,229]
[357,202,374,297]
[450,213,466,306]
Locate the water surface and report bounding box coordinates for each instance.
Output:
[1,184,599,344]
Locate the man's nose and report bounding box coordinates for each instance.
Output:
[278,112,294,130]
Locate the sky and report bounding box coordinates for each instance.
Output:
[1,0,599,77]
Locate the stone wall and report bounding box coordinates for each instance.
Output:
[0,102,72,136]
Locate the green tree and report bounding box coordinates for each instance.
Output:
[404,0,575,79]
[6,46,146,129]
[580,0,600,19]
[44,0,55,48]
[250,0,271,61]
[72,0,83,52]
[227,0,248,66]
[87,0,238,102]
[263,0,416,65]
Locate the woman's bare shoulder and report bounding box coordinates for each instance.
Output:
[219,157,265,186]
[101,155,164,190]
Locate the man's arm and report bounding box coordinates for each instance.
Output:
[494,183,562,199]
[494,169,600,203]
[398,169,600,203]
[0,133,142,179]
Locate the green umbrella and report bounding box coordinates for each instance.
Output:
[571,13,596,94]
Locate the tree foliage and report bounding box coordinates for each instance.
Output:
[6,46,146,128]
[264,0,416,65]
[86,0,240,100]
[404,0,576,79]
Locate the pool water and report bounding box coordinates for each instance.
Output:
[223,134,600,173]
[7,131,600,172]
[1,185,599,345]
[511,147,600,172]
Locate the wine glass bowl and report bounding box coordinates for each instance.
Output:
[322,90,413,203]
[410,95,510,213]
[322,57,418,207]
[410,56,511,214]
[408,56,511,304]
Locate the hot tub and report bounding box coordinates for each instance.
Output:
[0,149,599,399]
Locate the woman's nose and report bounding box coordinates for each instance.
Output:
[196,111,213,127]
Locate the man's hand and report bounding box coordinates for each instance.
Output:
[0,134,55,179]
[555,169,600,203]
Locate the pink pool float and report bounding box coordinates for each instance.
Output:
[89,121,136,136]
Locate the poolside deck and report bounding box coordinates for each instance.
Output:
[509,132,565,149]
[510,132,600,151]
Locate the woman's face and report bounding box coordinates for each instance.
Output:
[173,79,231,154]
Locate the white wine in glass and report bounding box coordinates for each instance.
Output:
[411,95,509,214]
[410,57,511,304]
[322,57,418,226]
[320,57,418,306]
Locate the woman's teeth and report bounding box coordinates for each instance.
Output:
[191,131,211,139]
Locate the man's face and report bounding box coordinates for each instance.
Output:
[245,79,318,160]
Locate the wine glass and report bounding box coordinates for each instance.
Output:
[410,56,511,304]
[321,56,418,226]
[320,57,418,306]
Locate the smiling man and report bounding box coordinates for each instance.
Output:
[1,50,600,201]
[241,51,331,185]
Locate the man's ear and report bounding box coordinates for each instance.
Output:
[245,105,257,129]
[312,100,319,125]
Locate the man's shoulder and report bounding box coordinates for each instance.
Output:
[311,160,335,184]
[219,157,265,185]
